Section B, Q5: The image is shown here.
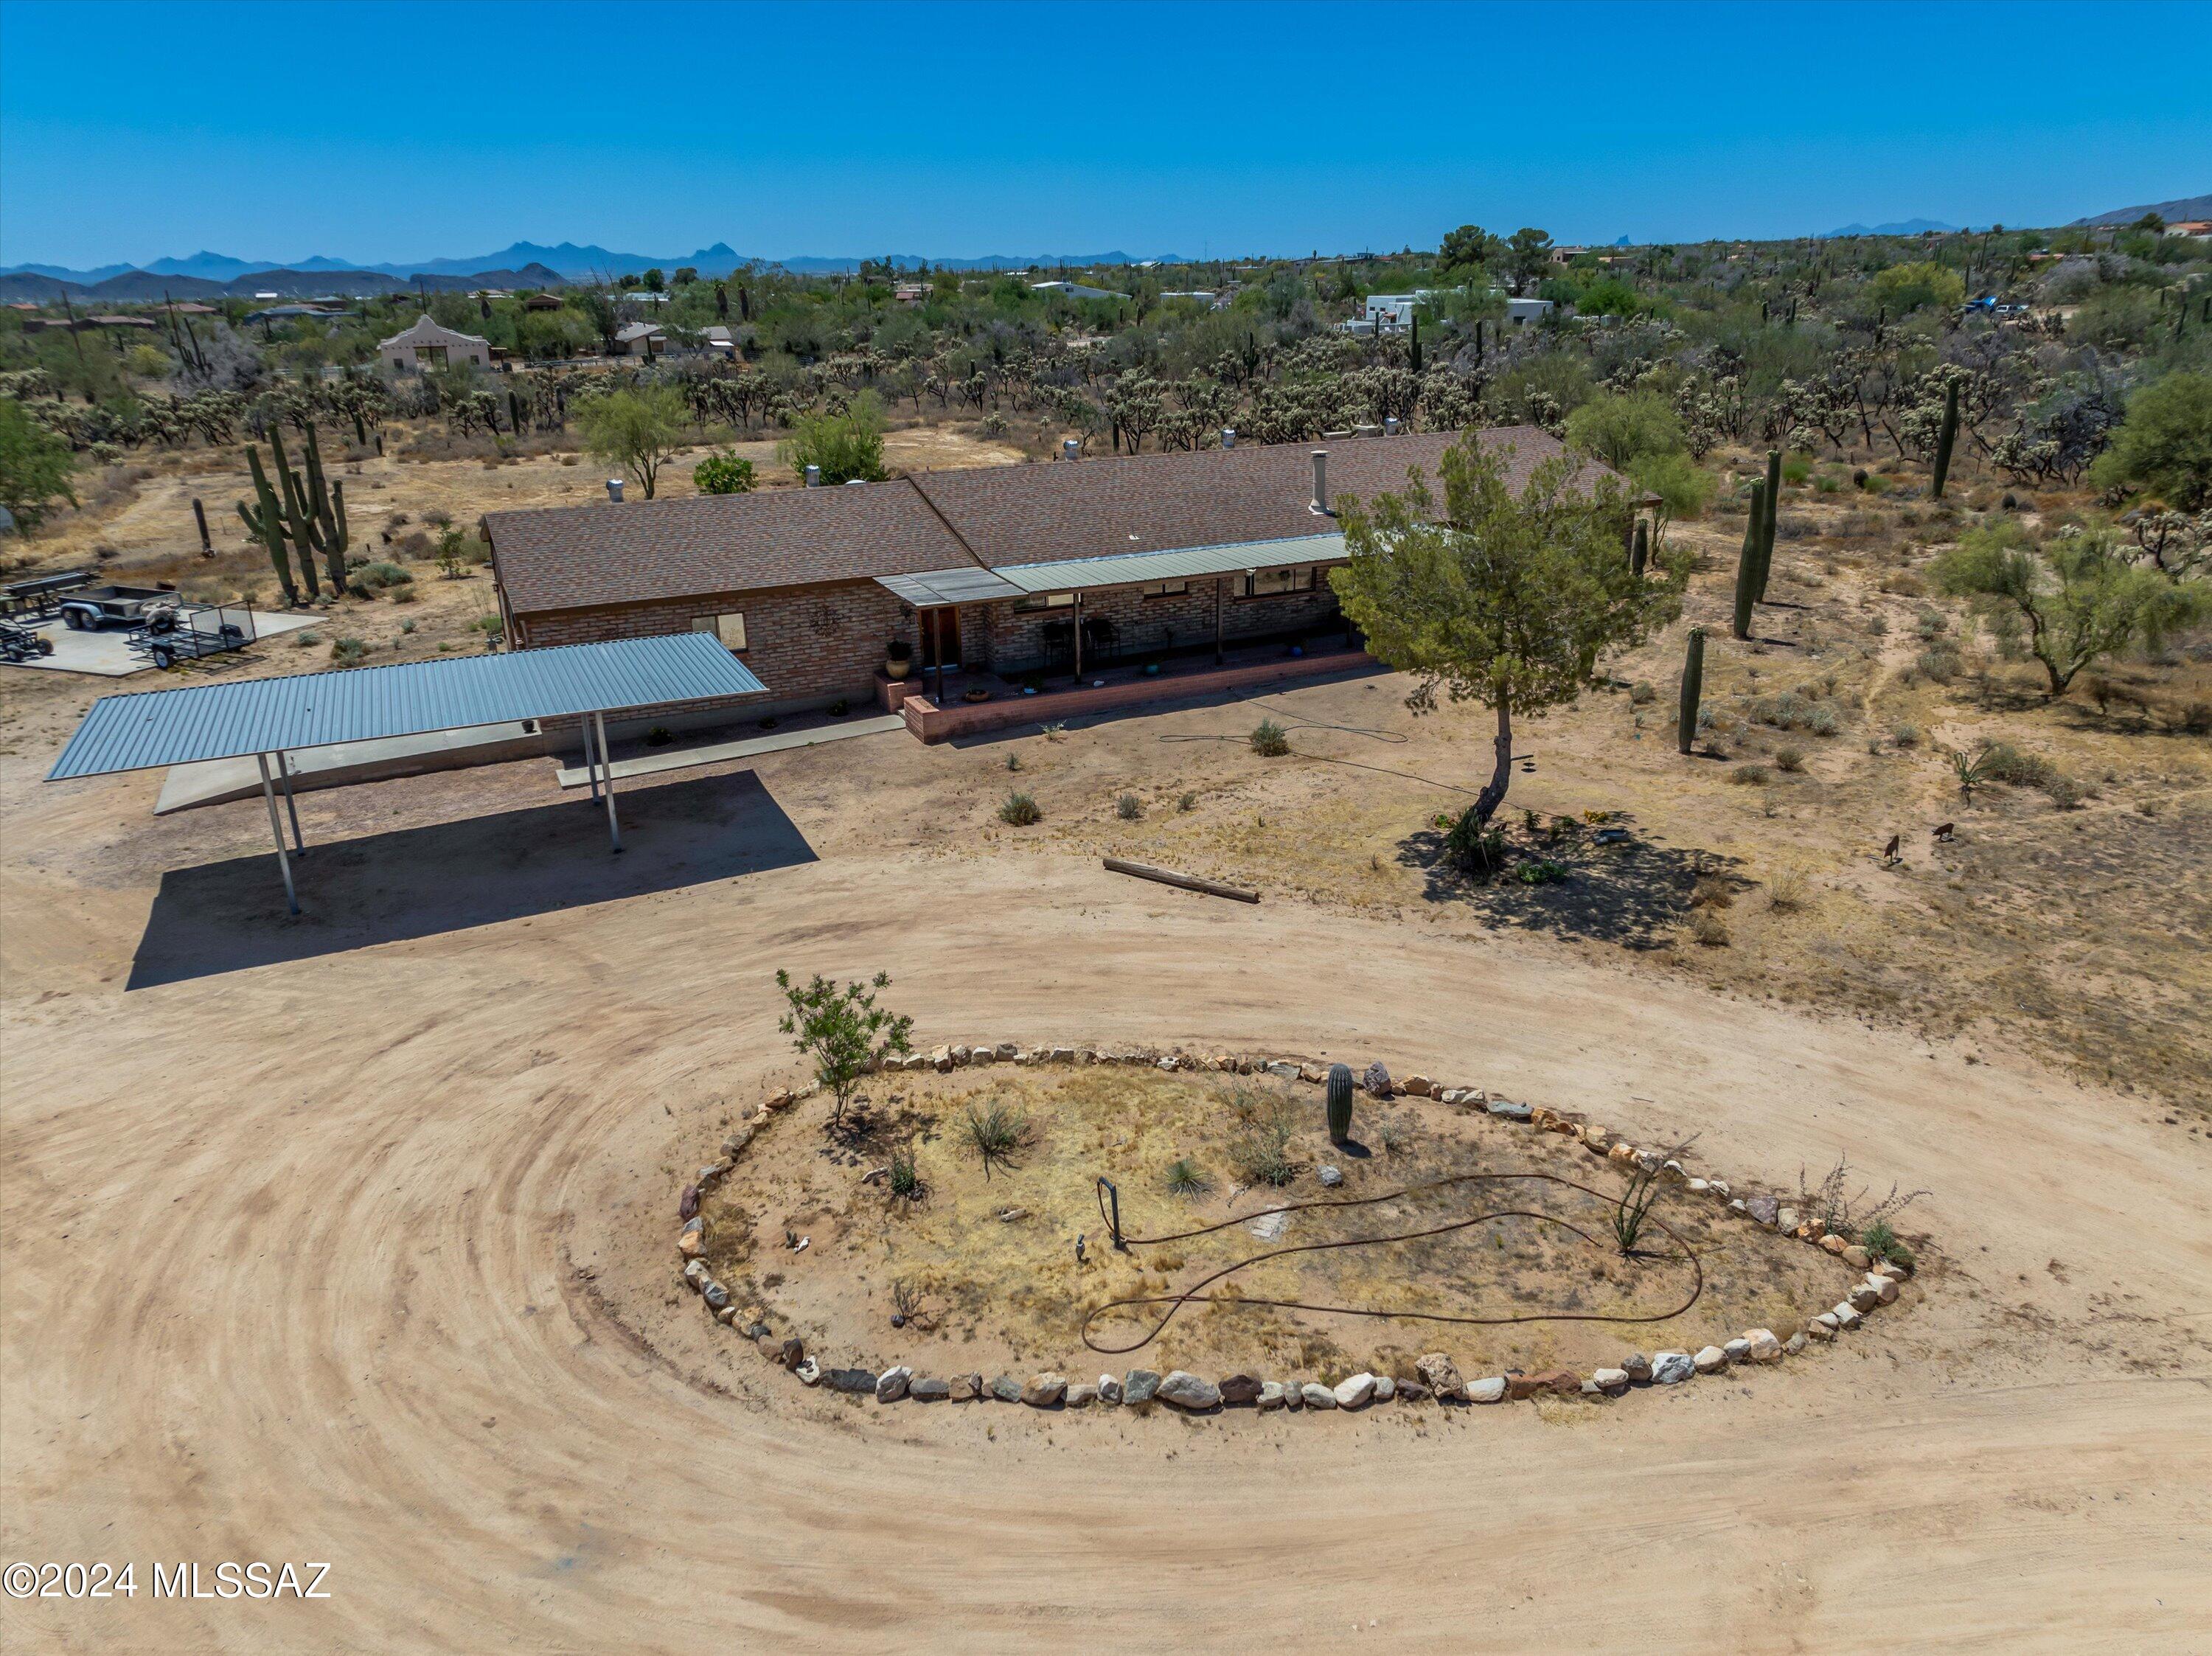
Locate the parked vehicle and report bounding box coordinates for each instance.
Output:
[58,584,181,631]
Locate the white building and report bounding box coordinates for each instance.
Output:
[378,314,492,373]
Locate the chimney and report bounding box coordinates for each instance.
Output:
[1062,438,1079,461]
[1310,449,1330,514]
[804,464,821,487]
[1383,415,1399,436]
[605,478,624,503]
[1220,428,1236,449]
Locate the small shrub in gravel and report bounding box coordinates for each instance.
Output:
[998,792,1040,826]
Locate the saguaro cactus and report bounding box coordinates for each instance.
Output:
[237,445,306,605]
[1326,1064,1354,1145]
[1732,480,1764,640]
[1754,448,1782,602]
[1930,379,1960,500]
[1678,627,1705,755]
[1630,518,1649,579]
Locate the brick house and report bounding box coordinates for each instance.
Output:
[481,426,1596,740]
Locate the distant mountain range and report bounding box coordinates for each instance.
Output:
[0,240,1194,301]
[2067,192,2211,226]
[1819,218,1966,238]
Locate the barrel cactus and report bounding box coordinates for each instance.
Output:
[1326,1063,1355,1144]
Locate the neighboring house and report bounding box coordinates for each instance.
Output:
[610,321,667,355]
[481,428,1603,739]
[2170,220,2212,240]
[624,290,669,305]
[524,292,566,310]
[1505,296,1553,327]
[1030,279,1126,300]
[699,324,737,356]
[894,282,928,304]
[378,314,491,372]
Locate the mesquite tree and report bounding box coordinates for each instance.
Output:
[774,969,914,1127]
[1332,437,1684,837]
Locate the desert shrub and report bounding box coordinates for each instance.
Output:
[692,449,757,495]
[1515,859,1567,885]
[1776,513,1815,540]
[998,791,1040,826]
[1165,1157,1211,1198]
[887,1144,923,1200]
[962,1100,1036,1179]
[1226,1088,1300,1187]
[329,636,369,667]
[1441,806,1503,875]
[422,507,453,529]
[1116,792,1143,821]
[397,530,432,556]
[1781,455,1812,485]
[1250,718,1290,756]
[1178,790,1197,811]
[1916,644,1963,683]
[1916,607,1948,639]
[1629,680,1656,705]
[352,559,410,591]
[1799,1156,1928,1241]
[1731,762,1771,785]
[1767,866,1809,910]
[776,968,914,1127]
[1891,721,1921,747]
[1806,703,1841,737]
[1774,745,1805,773]
[1688,908,1731,946]
[1861,1219,1914,1268]
[1690,873,1733,908]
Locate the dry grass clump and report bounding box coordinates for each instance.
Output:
[1688,909,1733,947]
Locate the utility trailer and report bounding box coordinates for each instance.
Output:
[0,569,92,620]
[58,584,183,631]
[127,602,258,669]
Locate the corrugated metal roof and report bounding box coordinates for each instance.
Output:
[46,633,767,782]
[992,532,1347,594]
[875,566,1026,607]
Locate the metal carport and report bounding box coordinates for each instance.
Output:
[46,633,768,913]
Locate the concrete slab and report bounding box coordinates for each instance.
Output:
[5,610,321,678]
[554,714,904,788]
[156,723,539,815]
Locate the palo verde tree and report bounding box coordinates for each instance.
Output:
[1932,521,2209,697]
[775,969,914,1128]
[577,386,689,499]
[1332,436,1686,844]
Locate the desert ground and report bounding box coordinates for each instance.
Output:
[3,443,2210,1652]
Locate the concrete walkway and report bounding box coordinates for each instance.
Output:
[155,723,539,814]
[553,714,904,788]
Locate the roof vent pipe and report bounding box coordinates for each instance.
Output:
[1383,415,1399,436]
[1220,428,1235,449]
[804,464,821,487]
[605,478,624,503]
[1310,449,1330,514]
[1062,438,1079,461]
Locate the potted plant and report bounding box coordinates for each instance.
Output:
[885,636,912,681]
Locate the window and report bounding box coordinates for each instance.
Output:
[1140,580,1188,599]
[692,611,748,651]
[1013,591,1075,612]
[1246,566,1315,596]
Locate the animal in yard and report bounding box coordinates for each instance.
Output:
[1075,1232,1087,1264]
[1882,834,1901,863]
[1933,822,1955,842]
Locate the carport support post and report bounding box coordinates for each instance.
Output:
[1214,577,1224,665]
[255,752,300,915]
[1073,592,1085,683]
[276,749,305,855]
[930,607,943,703]
[593,711,622,852]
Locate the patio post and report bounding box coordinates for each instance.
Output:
[594,710,622,852]
[1073,592,1084,683]
[1214,577,1224,665]
[276,748,306,854]
[930,607,943,703]
[255,752,300,915]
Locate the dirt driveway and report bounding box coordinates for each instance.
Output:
[1,695,2208,1652]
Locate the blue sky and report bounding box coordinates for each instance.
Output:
[1,0,2205,268]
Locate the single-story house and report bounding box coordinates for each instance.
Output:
[609,321,667,355]
[378,314,491,373]
[1030,279,1126,301]
[524,292,566,310]
[481,427,1609,742]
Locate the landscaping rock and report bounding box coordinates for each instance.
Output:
[1745,1329,1783,1364]
[994,1043,1018,1060]
[951,1373,982,1401]
[1592,1367,1631,1394]
[990,1374,1023,1402]
[877,1365,913,1402]
[1623,1353,1652,1383]
[1394,1379,1429,1402]
[1317,1165,1344,1189]
[1722,1337,1753,1365]
[1258,1381,1287,1411]
[1609,1142,1637,1163]
[682,1259,709,1288]
[776,1336,805,1370]
[1848,1283,1882,1313]
[910,1376,951,1402]
[1416,1354,1464,1396]
[930,1046,953,1071]
[1685,1178,1710,1194]
[1300,1062,1328,1085]
[1301,1382,1338,1410]
[702,1282,731,1313]
[1098,1374,1122,1405]
[827,1368,880,1394]
[1465,1377,1508,1404]
[1022,1373,1068,1408]
[1820,1234,1849,1255]
[678,1183,700,1221]
[949,1044,971,1066]
[1362,1062,1392,1098]
[1832,1304,1863,1331]
[1708,1180,1731,1200]
[1156,1371,1221,1411]
[1651,1351,1695,1385]
[1372,1376,1396,1403]
[1065,1382,1099,1408]
[1122,1370,1162,1406]
[1267,1061,1300,1079]
[969,1043,996,1065]
[1507,1368,1580,1400]
[795,1357,821,1385]
[1747,1195,1780,1227]
[1777,1206,1799,1231]
[1486,1099,1532,1121]
[1784,1334,1807,1356]
[678,1230,705,1260]
[1219,1373,1264,1406]
[1693,1346,1728,1374]
[1807,1315,1838,1340]
[1332,1373,1377,1409]
[1403,1075,1433,1097]
[1246,1208,1291,1242]
[1048,1046,1076,1064]
[1864,1273,1899,1306]
[1282,1381,1304,1410]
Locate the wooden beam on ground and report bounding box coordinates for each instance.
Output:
[1102,857,1259,904]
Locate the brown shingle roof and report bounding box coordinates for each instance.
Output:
[485,479,976,613]
[487,427,1599,616]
